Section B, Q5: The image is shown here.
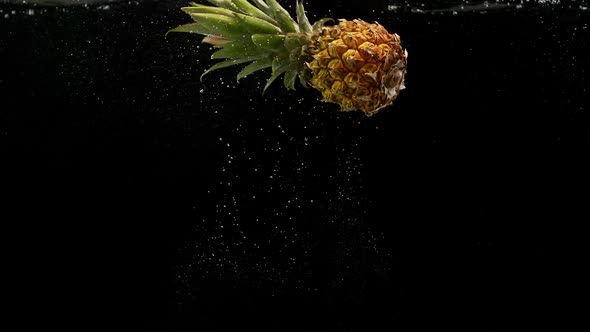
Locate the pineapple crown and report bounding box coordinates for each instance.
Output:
[168,0,331,93]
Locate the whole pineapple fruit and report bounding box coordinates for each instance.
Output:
[169,0,407,116]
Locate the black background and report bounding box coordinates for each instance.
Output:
[1,1,587,331]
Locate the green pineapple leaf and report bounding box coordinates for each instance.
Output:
[237,58,273,81]
[201,56,265,81]
[251,34,286,53]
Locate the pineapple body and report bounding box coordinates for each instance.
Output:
[170,1,407,116]
[307,19,407,116]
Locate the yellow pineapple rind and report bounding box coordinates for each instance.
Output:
[306,19,408,116]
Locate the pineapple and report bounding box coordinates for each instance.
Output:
[169,0,407,116]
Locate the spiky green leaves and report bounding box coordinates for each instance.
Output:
[251,34,285,52]
[169,1,316,93]
[210,40,266,59]
[237,58,273,81]
[266,0,298,33]
[295,0,312,33]
[199,56,264,80]
[170,11,280,38]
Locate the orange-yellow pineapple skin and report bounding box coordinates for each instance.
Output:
[307,19,407,116]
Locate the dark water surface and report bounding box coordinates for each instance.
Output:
[1,0,587,331]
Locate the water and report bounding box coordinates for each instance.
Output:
[1,1,587,331]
